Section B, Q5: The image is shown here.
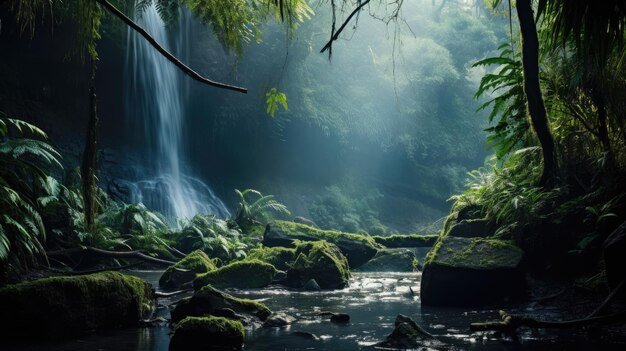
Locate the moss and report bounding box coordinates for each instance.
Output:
[193,259,277,290]
[171,285,272,323]
[373,234,438,248]
[271,220,381,249]
[170,316,244,351]
[290,240,351,289]
[425,236,523,269]
[0,272,154,340]
[159,250,217,287]
[247,246,296,271]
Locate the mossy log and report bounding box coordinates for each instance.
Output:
[372,234,438,248]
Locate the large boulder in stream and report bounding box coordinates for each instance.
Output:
[193,259,278,290]
[171,285,271,324]
[421,236,526,306]
[356,249,418,272]
[0,272,154,340]
[169,316,245,351]
[247,246,296,271]
[159,250,217,289]
[286,241,351,289]
[263,220,382,268]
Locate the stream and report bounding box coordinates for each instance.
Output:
[5,271,623,350]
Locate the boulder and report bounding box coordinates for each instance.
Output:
[421,236,526,306]
[263,313,296,328]
[159,250,217,289]
[372,234,438,248]
[447,219,494,238]
[169,316,244,351]
[246,246,296,271]
[0,272,154,340]
[375,314,443,349]
[171,285,271,324]
[194,259,277,290]
[356,249,417,272]
[604,220,626,293]
[286,241,351,289]
[302,278,321,291]
[263,221,381,268]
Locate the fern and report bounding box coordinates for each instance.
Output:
[234,188,291,225]
[265,87,288,117]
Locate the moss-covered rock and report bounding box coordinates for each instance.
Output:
[286,241,351,289]
[247,246,296,271]
[159,250,217,289]
[0,272,154,340]
[372,234,438,248]
[171,285,271,324]
[375,314,443,349]
[356,249,418,272]
[264,220,382,268]
[194,259,277,290]
[169,316,244,351]
[421,236,526,306]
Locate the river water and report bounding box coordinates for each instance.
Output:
[7,270,623,350]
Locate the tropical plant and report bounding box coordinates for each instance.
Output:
[0,117,62,271]
[174,214,249,264]
[234,188,291,226]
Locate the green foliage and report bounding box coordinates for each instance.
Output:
[473,43,532,159]
[0,118,61,270]
[234,188,291,226]
[174,214,249,263]
[265,87,288,117]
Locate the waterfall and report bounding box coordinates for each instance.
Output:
[124,3,230,223]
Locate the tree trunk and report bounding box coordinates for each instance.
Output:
[516,0,557,186]
[81,59,99,234]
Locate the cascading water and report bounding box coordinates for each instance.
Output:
[124,3,230,224]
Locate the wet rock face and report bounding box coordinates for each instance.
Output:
[170,285,271,325]
[375,314,443,349]
[263,313,296,328]
[0,272,154,340]
[169,316,244,351]
[263,221,381,268]
[447,219,494,238]
[421,236,526,306]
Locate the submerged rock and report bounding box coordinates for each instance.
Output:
[356,249,418,272]
[330,313,350,324]
[171,285,271,324]
[193,259,277,290]
[421,236,526,306]
[247,246,296,271]
[286,241,351,289]
[159,250,217,289]
[375,314,443,349]
[0,272,154,340]
[264,220,381,268]
[169,316,244,351]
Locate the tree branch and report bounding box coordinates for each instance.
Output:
[320,0,371,56]
[94,0,247,93]
[46,246,176,267]
[470,309,626,332]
